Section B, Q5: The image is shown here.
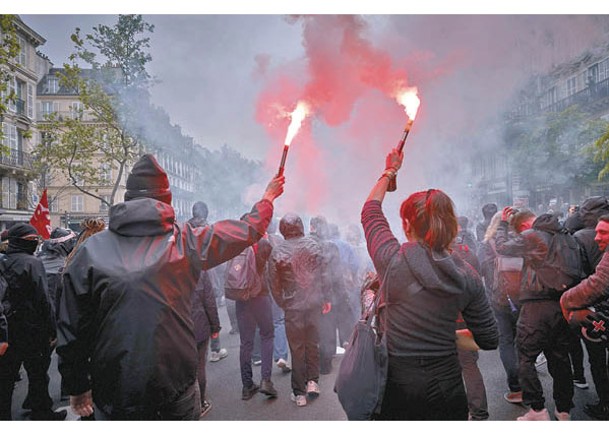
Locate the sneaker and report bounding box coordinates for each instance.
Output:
[252,358,262,366]
[199,400,212,418]
[229,328,239,335]
[306,380,320,397]
[30,409,68,421]
[517,408,550,421]
[535,353,547,367]
[241,384,259,400]
[584,402,609,420]
[209,348,228,362]
[554,409,570,421]
[259,379,278,398]
[290,392,307,407]
[573,378,589,389]
[276,358,291,373]
[504,391,523,404]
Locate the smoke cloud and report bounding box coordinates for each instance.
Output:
[253,15,609,231]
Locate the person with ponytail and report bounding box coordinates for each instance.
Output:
[361,148,498,420]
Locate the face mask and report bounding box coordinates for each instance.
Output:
[9,238,39,254]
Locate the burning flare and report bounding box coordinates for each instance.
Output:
[284,101,310,146]
[277,100,311,177]
[395,87,421,121]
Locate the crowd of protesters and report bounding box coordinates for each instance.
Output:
[2,150,609,422]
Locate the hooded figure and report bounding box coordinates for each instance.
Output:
[269,213,331,407]
[0,223,65,420]
[57,153,283,420]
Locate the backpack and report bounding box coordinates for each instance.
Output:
[224,245,261,301]
[535,229,584,292]
[493,254,523,309]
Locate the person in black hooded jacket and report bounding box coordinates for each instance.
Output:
[495,208,575,421]
[269,213,332,407]
[56,154,284,420]
[361,148,497,420]
[0,223,66,421]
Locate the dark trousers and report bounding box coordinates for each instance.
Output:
[516,300,574,413]
[319,299,357,370]
[567,328,585,380]
[285,307,322,396]
[196,338,210,402]
[235,295,274,387]
[584,339,609,405]
[0,343,53,420]
[458,348,488,420]
[493,304,521,392]
[94,381,201,420]
[378,353,468,420]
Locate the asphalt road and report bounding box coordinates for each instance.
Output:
[7,303,604,424]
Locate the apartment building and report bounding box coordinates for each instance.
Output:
[472,41,609,212]
[0,16,46,230]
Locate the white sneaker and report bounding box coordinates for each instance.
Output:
[554,410,570,421]
[276,358,291,373]
[290,392,307,407]
[535,354,547,368]
[306,380,320,397]
[517,408,550,421]
[209,348,228,362]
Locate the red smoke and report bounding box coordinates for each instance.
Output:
[255,15,423,221]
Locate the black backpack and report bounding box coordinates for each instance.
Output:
[535,229,584,292]
[224,245,261,301]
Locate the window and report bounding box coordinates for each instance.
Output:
[100,164,112,184]
[7,76,16,112]
[99,195,110,212]
[16,36,27,67]
[2,123,17,153]
[566,76,577,97]
[27,84,33,118]
[71,195,84,212]
[49,197,59,213]
[599,58,609,82]
[70,102,84,119]
[40,101,56,117]
[46,76,58,94]
[1,177,18,209]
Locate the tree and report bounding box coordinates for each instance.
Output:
[34,15,154,207]
[507,106,608,203]
[0,14,20,146]
[592,123,609,181]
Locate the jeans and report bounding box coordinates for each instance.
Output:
[379,353,468,420]
[458,348,489,420]
[235,295,275,387]
[270,295,289,361]
[516,300,574,413]
[492,304,521,393]
[197,338,210,402]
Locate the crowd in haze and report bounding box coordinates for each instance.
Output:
[1,150,609,421]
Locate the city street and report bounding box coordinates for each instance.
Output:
[9,303,602,422]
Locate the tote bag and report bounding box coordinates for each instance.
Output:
[334,268,388,420]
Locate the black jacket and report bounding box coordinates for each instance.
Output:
[191,270,220,345]
[3,248,55,348]
[495,214,560,302]
[57,197,273,419]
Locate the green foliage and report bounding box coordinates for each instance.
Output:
[34,15,154,206]
[0,14,20,147]
[508,105,608,193]
[593,123,609,180]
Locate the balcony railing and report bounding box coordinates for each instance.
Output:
[508,77,609,120]
[36,110,98,122]
[0,150,34,170]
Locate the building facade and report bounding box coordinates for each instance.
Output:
[0,16,46,231]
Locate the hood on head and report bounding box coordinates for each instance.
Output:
[532,213,562,233]
[279,213,304,239]
[580,196,609,228]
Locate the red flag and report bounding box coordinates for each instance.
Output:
[30,189,52,239]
